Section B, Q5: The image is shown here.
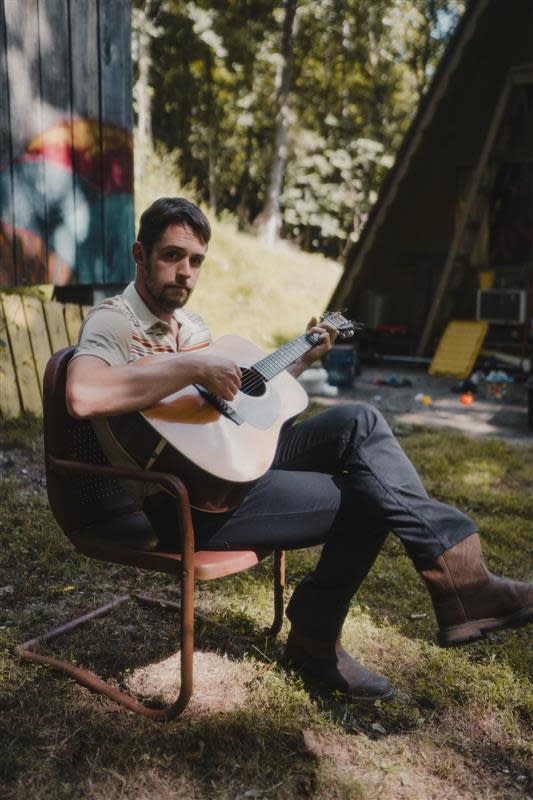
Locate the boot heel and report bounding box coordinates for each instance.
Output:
[438,622,483,647]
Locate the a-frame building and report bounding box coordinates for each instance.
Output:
[329,0,533,358]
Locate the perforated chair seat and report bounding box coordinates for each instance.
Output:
[70,510,271,579]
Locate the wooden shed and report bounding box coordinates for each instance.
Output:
[0,0,134,419]
[0,0,134,293]
[329,0,533,357]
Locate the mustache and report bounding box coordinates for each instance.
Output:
[163,281,189,290]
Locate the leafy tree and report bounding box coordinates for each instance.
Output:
[134,0,465,255]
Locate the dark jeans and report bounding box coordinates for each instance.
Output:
[144,403,477,639]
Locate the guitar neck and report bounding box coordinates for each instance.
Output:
[253,331,321,381]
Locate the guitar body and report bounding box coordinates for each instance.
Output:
[107,335,309,512]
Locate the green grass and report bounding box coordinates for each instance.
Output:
[1,418,532,799]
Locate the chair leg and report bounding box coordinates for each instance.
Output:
[269,550,285,637]
[15,586,194,721]
[16,550,282,716]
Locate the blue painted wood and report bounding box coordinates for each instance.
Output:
[38,0,77,283]
[68,0,105,283]
[3,0,48,285]
[99,0,134,284]
[0,0,15,286]
[0,0,135,289]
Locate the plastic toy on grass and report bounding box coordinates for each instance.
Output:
[374,376,413,388]
[483,370,513,401]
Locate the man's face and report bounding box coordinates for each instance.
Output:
[134,224,207,315]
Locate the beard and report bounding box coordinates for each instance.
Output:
[143,267,190,313]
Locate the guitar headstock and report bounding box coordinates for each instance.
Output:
[320,310,364,340]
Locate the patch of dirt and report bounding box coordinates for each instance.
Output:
[314,365,532,443]
[125,650,256,714]
[298,712,531,800]
[0,442,46,495]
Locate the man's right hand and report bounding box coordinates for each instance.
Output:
[68,350,242,418]
[192,351,242,400]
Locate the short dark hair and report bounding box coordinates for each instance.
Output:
[137,197,211,256]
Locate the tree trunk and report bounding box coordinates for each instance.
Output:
[205,54,218,213]
[236,126,254,229]
[134,3,154,186]
[255,0,298,246]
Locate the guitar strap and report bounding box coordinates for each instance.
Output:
[143,437,168,470]
[91,417,164,505]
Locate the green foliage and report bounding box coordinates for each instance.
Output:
[134,0,465,255]
[282,130,393,256]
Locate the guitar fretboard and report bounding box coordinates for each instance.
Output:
[253,331,321,381]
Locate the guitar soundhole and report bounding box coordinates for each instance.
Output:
[240,367,266,397]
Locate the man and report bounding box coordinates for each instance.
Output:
[67,197,533,701]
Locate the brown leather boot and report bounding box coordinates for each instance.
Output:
[285,627,394,700]
[417,533,533,646]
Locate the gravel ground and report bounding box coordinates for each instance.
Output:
[312,364,533,443]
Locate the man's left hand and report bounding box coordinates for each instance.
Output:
[288,316,338,378]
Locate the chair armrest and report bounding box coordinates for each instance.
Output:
[48,456,188,498]
[48,456,194,558]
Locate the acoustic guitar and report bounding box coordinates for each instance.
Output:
[107,312,360,512]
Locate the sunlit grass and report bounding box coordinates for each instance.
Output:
[1,417,532,799]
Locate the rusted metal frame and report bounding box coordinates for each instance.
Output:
[18,457,284,718]
[49,457,285,635]
[172,473,195,717]
[14,593,188,719]
[17,458,195,720]
[16,594,131,651]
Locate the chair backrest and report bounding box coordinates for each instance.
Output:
[43,347,137,537]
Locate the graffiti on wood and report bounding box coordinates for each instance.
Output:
[0,0,134,288]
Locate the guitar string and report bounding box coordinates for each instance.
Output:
[211,316,356,398]
[236,318,357,394]
[237,330,338,394]
[238,333,319,393]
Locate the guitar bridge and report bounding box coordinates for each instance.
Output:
[193,385,245,425]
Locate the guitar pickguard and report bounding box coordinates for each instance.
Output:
[233,383,281,430]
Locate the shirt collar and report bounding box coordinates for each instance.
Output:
[123,282,171,332]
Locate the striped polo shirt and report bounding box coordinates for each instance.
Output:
[73,282,212,504]
[74,281,211,365]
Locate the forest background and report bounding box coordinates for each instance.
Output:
[132,0,465,261]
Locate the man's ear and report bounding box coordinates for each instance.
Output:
[132,240,145,266]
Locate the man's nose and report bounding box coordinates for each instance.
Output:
[176,257,192,279]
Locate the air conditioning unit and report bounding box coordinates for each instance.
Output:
[476,289,527,324]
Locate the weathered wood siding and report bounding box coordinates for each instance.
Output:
[0,0,134,289]
[0,291,90,417]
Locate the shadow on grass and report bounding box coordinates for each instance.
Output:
[3,593,532,798]
[2,416,532,797]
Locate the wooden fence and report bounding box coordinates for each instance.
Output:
[0,292,90,417]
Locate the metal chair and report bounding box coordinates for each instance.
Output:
[15,346,285,721]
